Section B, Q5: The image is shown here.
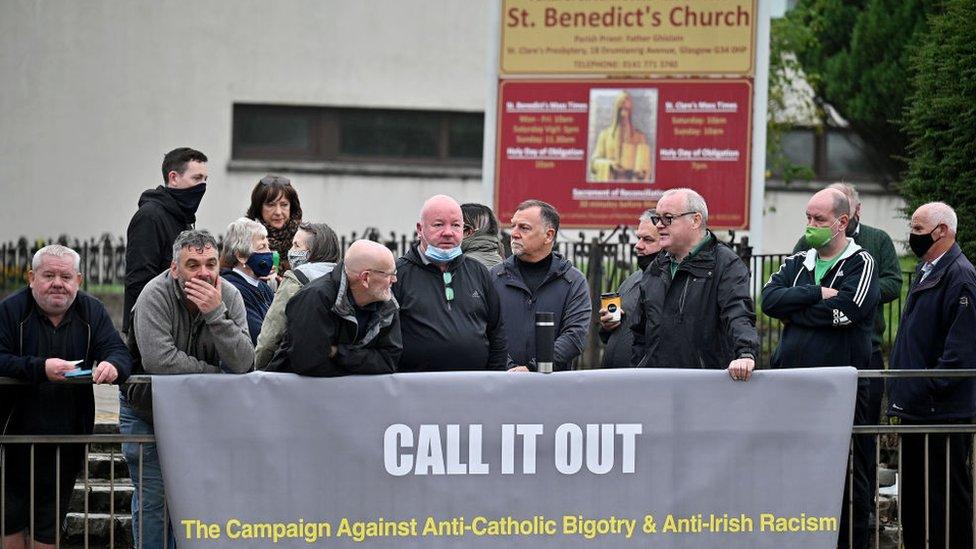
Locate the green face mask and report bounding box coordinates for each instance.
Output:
[804,223,837,249]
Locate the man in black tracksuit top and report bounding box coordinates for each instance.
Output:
[761,188,879,549]
[123,147,209,334]
[393,195,507,372]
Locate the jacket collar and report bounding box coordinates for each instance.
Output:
[651,230,720,277]
[498,251,571,290]
[801,239,863,271]
[913,243,963,291]
[17,286,86,326]
[330,266,399,346]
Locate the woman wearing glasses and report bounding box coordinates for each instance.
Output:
[246,174,303,273]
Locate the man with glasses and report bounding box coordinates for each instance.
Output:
[268,239,401,376]
[392,195,507,372]
[491,199,591,371]
[631,188,759,380]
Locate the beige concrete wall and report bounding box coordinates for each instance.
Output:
[0,0,489,239]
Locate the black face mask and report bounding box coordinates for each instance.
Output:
[845,215,859,237]
[909,227,940,258]
[167,183,207,216]
[637,252,657,271]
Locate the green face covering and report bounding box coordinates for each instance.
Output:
[804,222,837,249]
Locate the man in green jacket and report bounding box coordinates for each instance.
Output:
[791,182,901,548]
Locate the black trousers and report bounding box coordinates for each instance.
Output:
[900,419,974,549]
[838,350,884,549]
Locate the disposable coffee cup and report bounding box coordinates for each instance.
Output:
[601,292,622,322]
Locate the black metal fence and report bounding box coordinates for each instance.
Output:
[1,232,914,368]
[1,371,974,549]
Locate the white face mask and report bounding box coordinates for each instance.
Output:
[288,249,309,268]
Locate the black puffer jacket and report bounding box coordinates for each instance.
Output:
[631,232,759,368]
[123,186,194,333]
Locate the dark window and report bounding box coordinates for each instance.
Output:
[448,114,486,159]
[826,131,875,179]
[768,128,885,182]
[776,129,815,170]
[232,104,483,166]
[339,110,440,158]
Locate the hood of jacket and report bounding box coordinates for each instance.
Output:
[328,265,399,347]
[137,185,194,225]
[293,261,337,282]
[461,232,503,255]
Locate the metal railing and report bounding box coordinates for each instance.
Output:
[0,233,916,363]
[1,371,974,548]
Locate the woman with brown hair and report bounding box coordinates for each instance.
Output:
[246,174,303,272]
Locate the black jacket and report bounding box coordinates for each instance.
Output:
[599,268,644,369]
[887,244,976,420]
[631,233,759,368]
[393,244,507,371]
[123,186,194,333]
[267,265,401,377]
[490,252,591,371]
[0,288,131,436]
[761,241,879,370]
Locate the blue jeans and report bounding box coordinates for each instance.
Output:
[119,404,176,549]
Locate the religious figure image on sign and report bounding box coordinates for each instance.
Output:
[588,89,657,183]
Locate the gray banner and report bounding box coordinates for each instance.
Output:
[153,368,856,548]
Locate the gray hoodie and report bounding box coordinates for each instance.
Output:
[123,270,254,423]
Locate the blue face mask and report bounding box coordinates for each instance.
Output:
[246,251,275,278]
[424,244,462,263]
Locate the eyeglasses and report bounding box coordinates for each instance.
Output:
[442,271,454,301]
[366,268,397,278]
[649,211,696,227]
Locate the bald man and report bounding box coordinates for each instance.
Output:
[393,194,507,372]
[267,239,401,376]
[791,183,901,548]
[762,188,880,549]
[887,202,976,549]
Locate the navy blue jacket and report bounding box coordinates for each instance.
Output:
[221,269,274,345]
[761,241,879,371]
[0,288,132,435]
[490,252,591,371]
[887,244,976,421]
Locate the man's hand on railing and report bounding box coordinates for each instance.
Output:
[727,358,755,381]
[93,361,119,384]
